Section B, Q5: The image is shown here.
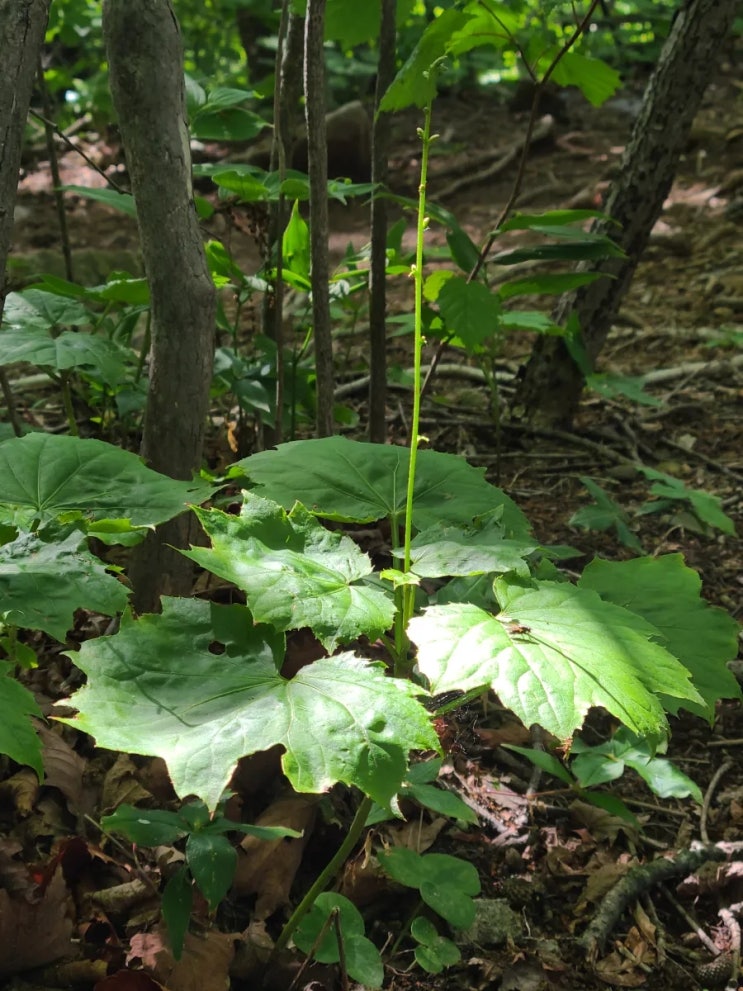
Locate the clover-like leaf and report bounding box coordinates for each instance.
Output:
[0,433,213,530]
[0,529,129,640]
[184,495,395,651]
[234,436,530,536]
[409,578,704,741]
[379,848,480,928]
[59,599,437,810]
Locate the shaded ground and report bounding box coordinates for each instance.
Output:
[2,38,742,991]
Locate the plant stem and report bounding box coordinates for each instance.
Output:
[387,897,422,959]
[400,98,435,645]
[269,794,373,961]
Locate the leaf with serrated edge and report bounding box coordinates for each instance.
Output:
[59,598,437,811]
[0,530,129,640]
[400,517,537,579]
[183,494,394,651]
[409,578,704,741]
[0,433,212,530]
[579,554,741,717]
[233,436,530,536]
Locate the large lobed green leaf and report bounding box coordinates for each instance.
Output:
[0,529,129,640]
[0,329,133,388]
[184,495,395,651]
[233,436,530,537]
[410,577,705,741]
[399,516,538,579]
[0,433,213,530]
[59,599,438,811]
[0,661,43,777]
[579,554,741,718]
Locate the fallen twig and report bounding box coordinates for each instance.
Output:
[700,761,733,845]
[579,844,730,962]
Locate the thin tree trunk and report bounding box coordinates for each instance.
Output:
[304,0,334,438]
[103,0,216,612]
[512,0,737,429]
[367,0,396,444]
[0,0,51,436]
[263,4,304,447]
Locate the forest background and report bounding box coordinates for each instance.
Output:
[0,2,742,990]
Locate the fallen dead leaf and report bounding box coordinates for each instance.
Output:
[95,968,168,990]
[594,925,657,988]
[570,799,640,844]
[102,754,156,812]
[128,926,235,991]
[233,793,316,919]
[0,866,75,979]
[576,859,635,915]
[0,837,32,896]
[383,814,449,852]
[231,919,274,982]
[37,722,86,812]
[0,767,40,816]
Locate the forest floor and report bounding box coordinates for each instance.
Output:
[3,40,743,991]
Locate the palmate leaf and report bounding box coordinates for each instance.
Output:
[59,598,437,811]
[398,516,537,579]
[184,495,395,651]
[233,436,530,537]
[409,578,704,741]
[379,8,472,111]
[0,529,129,640]
[0,329,133,387]
[2,288,89,331]
[0,661,43,777]
[0,434,213,530]
[579,554,741,717]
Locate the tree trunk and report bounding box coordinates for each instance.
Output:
[367,0,396,444]
[262,4,305,447]
[103,0,216,612]
[0,0,51,433]
[304,0,334,438]
[512,0,737,429]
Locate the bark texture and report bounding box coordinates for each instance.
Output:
[103,0,216,612]
[0,0,51,320]
[304,0,334,437]
[513,0,737,428]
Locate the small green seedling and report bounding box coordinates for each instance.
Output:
[102,800,299,958]
[293,892,384,988]
[410,915,461,974]
[570,477,642,551]
[506,726,702,823]
[366,757,479,827]
[635,466,736,536]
